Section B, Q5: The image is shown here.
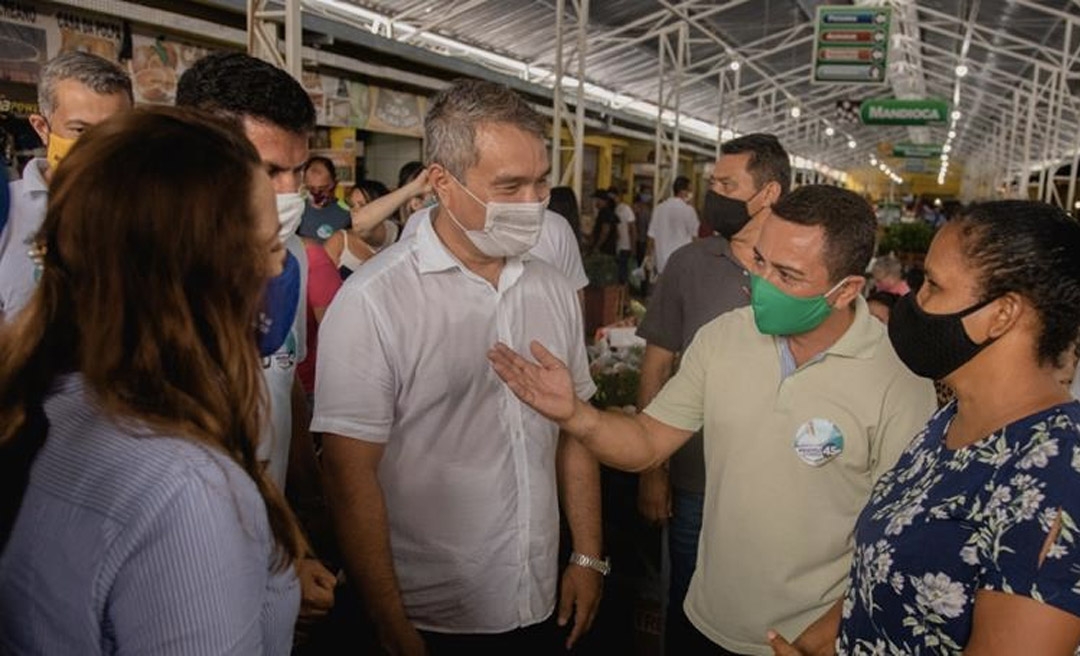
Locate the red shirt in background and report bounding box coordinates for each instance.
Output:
[298,240,343,396]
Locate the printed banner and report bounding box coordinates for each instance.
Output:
[129,34,213,105]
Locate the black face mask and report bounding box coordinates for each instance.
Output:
[887,292,996,380]
[702,189,759,240]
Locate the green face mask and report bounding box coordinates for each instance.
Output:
[750,273,850,336]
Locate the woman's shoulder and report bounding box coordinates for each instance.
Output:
[973,401,1080,481]
[36,380,263,529]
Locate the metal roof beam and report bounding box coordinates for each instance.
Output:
[914,4,1066,69]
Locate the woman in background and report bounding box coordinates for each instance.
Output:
[0,108,305,655]
[324,179,399,278]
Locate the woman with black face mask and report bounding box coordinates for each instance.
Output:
[768,201,1080,656]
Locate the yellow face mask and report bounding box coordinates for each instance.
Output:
[45,131,77,169]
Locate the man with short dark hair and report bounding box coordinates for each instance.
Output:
[636,133,792,653]
[647,175,698,274]
[490,184,937,655]
[0,51,132,321]
[300,156,351,242]
[314,78,602,654]
[177,51,336,631]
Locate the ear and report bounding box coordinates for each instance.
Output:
[982,292,1025,340]
[760,180,782,208]
[28,114,49,145]
[427,163,453,202]
[832,275,866,309]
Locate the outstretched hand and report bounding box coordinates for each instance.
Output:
[488,341,577,424]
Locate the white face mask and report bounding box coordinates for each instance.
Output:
[276,192,305,243]
[443,174,546,258]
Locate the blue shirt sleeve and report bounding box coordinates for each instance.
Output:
[978,415,1080,617]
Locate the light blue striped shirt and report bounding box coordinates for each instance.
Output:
[0,375,299,655]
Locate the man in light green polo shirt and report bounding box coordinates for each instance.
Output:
[488,184,936,656]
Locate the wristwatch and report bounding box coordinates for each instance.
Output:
[569,552,611,576]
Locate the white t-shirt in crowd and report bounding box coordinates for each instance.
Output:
[648,195,699,274]
[311,217,595,632]
[614,202,636,252]
[257,234,308,491]
[0,158,48,322]
[400,206,589,290]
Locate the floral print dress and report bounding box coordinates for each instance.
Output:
[838,400,1080,655]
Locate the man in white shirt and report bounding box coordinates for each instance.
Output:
[314,79,603,654]
[613,186,637,283]
[647,176,699,275]
[400,206,589,291]
[0,52,131,322]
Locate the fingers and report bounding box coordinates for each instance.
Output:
[488,343,534,378]
[766,629,802,656]
[311,561,337,588]
[566,592,599,650]
[557,576,574,627]
[530,340,565,370]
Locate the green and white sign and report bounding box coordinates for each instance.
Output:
[861,99,950,125]
[893,142,944,158]
[812,6,892,85]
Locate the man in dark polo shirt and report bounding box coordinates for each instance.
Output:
[635,133,791,652]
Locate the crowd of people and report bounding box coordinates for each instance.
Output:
[2,49,1080,656]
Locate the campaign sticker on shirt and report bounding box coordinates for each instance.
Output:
[317,223,334,240]
[793,418,844,467]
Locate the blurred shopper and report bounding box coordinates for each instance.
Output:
[612,185,638,284]
[647,176,698,275]
[490,185,936,656]
[590,188,619,257]
[871,254,910,296]
[299,156,352,242]
[314,79,602,654]
[177,50,335,633]
[770,201,1080,656]
[325,180,398,278]
[635,133,791,653]
[0,51,131,322]
[0,108,304,655]
[548,185,582,244]
[395,161,433,230]
[867,290,900,324]
[297,239,342,400]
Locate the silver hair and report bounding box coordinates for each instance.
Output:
[424,79,545,181]
[872,254,904,278]
[38,51,132,118]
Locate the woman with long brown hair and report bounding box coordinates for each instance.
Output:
[0,108,305,654]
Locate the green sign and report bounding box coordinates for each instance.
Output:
[893,142,944,158]
[812,6,891,85]
[861,99,950,126]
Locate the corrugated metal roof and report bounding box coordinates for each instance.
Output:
[321,0,1079,181]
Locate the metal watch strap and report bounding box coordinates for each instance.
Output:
[569,552,611,576]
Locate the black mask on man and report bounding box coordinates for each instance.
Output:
[703,189,758,240]
[888,292,997,380]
